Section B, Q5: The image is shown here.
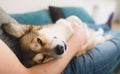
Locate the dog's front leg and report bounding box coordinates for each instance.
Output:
[32,53,54,64]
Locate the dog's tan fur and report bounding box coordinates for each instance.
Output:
[2,22,56,67]
[2,16,112,67]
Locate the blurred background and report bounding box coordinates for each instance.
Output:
[0,0,115,24]
[1,0,120,73]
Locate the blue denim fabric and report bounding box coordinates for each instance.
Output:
[87,23,120,38]
[86,23,110,32]
[62,38,120,74]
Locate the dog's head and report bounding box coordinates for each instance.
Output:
[2,22,67,64]
[20,31,67,58]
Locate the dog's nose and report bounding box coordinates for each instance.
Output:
[54,45,64,55]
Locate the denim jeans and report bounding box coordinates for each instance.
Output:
[62,38,120,74]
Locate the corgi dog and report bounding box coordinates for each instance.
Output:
[1,15,112,67]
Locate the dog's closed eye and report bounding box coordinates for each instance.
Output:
[37,38,43,45]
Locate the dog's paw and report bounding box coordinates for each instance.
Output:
[56,18,74,34]
[56,18,71,26]
[32,53,44,63]
[97,28,104,35]
[66,15,82,24]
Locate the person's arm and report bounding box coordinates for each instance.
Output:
[0,39,28,74]
[0,24,87,74]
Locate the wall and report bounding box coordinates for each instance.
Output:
[0,0,115,24]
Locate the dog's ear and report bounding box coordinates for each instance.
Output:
[1,22,31,38]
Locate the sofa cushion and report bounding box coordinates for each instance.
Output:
[10,10,52,25]
[87,23,110,32]
[49,6,95,24]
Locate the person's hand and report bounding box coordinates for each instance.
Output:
[67,23,88,53]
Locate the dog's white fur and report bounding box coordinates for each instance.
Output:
[33,15,113,63]
[39,15,111,47]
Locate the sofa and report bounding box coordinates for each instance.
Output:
[9,6,120,38]
[0,6,120,73]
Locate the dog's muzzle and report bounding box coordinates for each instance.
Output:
[50,37,67,57]
[54,43,66,55]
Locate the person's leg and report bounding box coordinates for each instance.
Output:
[62,38,120,74]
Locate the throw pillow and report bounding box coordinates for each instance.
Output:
[10,10,52,25]
[49,6,65,23]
